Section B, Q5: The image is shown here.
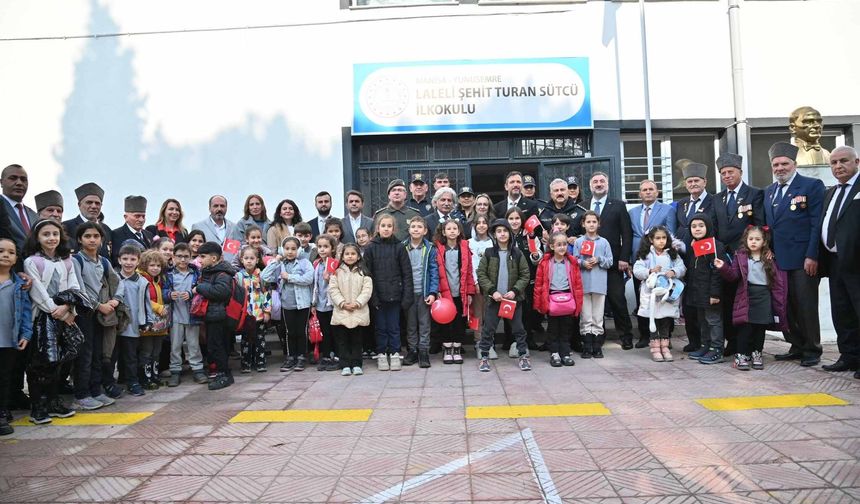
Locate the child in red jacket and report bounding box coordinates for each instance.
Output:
[434,220,475,364]
[534,232,584,367]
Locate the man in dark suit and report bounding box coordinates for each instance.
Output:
[819,146,860,378]
[342,190,374,244]
[711,153,765,355]
[111,196,154,264]
[424,187,470,239]
[764,142,826,367]
[674,161,720,352]
[584,171,634,349]
[493,171,540,220]
[63,182,112,257]
[35,190,64,222]
[1,164,38,251]
[307,191,335,239]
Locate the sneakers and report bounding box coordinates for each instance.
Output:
[751,351,764,370]
[352,367,364,375]
[688,346,709,361]
[145,379,160,391]
[241,364,252,374]
[317,357,331,372]
[294,356,306,371]
[390,352,402,371]
[47,399,76,418]
[443,344,454,364]
[93,394,116,407]
[325,358,340,372]
[488,346,498,360]
[104,384,123,399]
[733,353,751,371]
[159,369,172,379]
[418,350,431,368]
[562,355,575,367]
[518,355,532,371]
[403,351,418,366]
[256,364,268,373]
[280,357,296,372]
[699,349,724,365]
[0,416,12,436]
[72,397,103,411]
[508,344,518,358]
[208,373,233,391]
[208,363,218,379]
[452,344,463,364]
[29,401,51,425]
[192,371,209,384]
[167,373,181,387]
[377,353,390,371]
[128,384,145,396]
[341,367,352,376]
[550,353,562,367]
[479,358,491,372]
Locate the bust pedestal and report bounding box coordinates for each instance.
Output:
[796,164,837,188]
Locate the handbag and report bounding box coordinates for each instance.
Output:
[308,312,323,361]
[190,294,209,318]
[270,287,282,321]
[548,292,577,316]
[141,305,172,336]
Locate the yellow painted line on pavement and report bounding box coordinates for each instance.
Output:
[11,411,154,426]
[229,409,373,423]
[466,403,611,419]
[696,393,849,411]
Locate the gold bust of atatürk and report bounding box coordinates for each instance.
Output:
[790,106,830,165]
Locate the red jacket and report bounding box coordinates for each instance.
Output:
[435,240,476,316]
[533,253,583,316]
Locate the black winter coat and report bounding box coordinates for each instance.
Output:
[196,261,235,322]
[683,213,725,308]
[363,236,413,309]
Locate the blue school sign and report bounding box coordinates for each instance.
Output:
[353,57,592,135]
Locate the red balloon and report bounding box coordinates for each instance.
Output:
[431,297,457,324]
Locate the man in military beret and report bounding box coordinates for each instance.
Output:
[111,195,153,264]
[35,190,64,222]
[64,182,112,257]
[407,173,433,217]
[711,153,765,356]
[374,179,419,241]
[764,141,826,367]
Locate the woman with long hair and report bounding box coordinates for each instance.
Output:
[267,199,303,251]
[146,199,188,243]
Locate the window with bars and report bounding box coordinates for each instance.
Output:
[621,134,716,204]
[433,140,509,161]
[515,137,585,158]
[359,143,429,163]
[360,166,403,214]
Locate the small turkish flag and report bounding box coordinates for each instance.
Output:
[580,240,595,256]
[325,258,340,274]
[262,255,274,266]
[693,237,716,257]
[524,214,541,235]
[498,299,517,320]
[527,236,538,254]
[222,238,240,255]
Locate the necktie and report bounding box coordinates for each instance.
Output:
[686,198,698,222]
[773,184,787,207]
[826,184,847,249]
[593,201,602,215]
[642,206,651,230]
[135,231,144,243]
[15,203,30,235]
[727,190,738,217]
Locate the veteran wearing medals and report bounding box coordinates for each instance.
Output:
[764,142,826,367]
[712,153,765,355]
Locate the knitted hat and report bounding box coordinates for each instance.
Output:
[716,153,743,171]
[74,182,104,202]
[387,179,406,194]
[124,195,147,213]
[34,190,63,211]
[768,141,799,161]
[489,218,512,235]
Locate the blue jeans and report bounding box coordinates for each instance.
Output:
[375,302,401,354]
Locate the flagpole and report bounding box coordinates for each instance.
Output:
[639,0,655,186]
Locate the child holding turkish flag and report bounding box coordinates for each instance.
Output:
[684,214,726,365]
[572,211,614,359]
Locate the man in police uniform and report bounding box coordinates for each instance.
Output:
[374,179,420,241]
[522,175,546,208]
[538,177,587,238]
[458,186,476,222]
[711,153,765,355]
[407,173,433,216]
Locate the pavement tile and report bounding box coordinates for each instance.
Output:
[668,465,762,494]
[711,442,788,465]
[0,456,61,477]
[190,475,275,502]
[800,460,860,487]
[683,425,756,444]
[209,422,267,437]
[415,419,468,435]
[281,454,350,476]
[353,434,413,453]
[713,410,781,425]
[257,422,316,437]
[0,476,85,502]
[465,418,521,433]
[399,473,472,502]
[794,420,858,438]
[342,452,409,475]
[190,436,253,455]
[217,454,290,476]
[648,444,728,468]
[406,451,468,475]
[531,430,583,450]
[42,456,119,477]
[468,450,534,474]
[240,436,302,455]
[697,491,781,503]
[734,462,829,490]
[603,468,689,497]
[470,472,543,499]
[578,430,643,449]
[125,475,210,501]
[540,449,599,472]
[362,420,416,436]
[767,439,855,462]
[769,488,858,504]
[413,434,468,453]
[59,476,142,502]
[588,448,663,471]
[261,475,337,502]
[737,423,813,442]
[550,471,618,499]
[568,415,629,431]
[158,454,234,475]
[99,455,173,476]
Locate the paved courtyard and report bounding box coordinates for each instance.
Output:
[1,333,859,503]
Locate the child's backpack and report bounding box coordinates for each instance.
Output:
[225,275,250,333]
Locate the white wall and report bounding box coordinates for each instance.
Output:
[1,0,858,224]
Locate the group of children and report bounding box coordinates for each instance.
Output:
[0,199,788,435]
